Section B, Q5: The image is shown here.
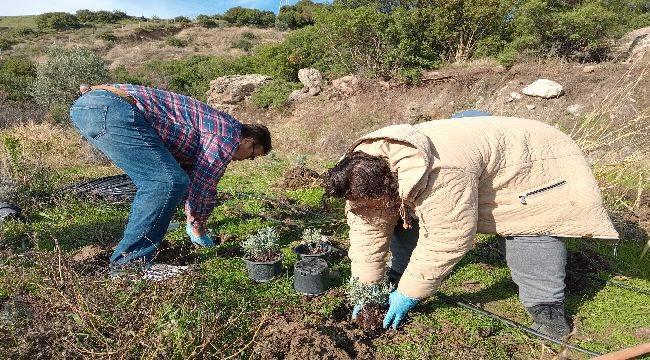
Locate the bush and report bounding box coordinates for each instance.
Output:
[165,36,187,47]
[249,79,302,110]
[278,0,325,29]
[76,9,129,24]
[35,12,80,30]
[32,47,109,110]
[0,56,36,101]
[223,7,276,27]
[0,37,16,51]
[97,30,117,42]
[8,26,35,38]
[195,14,217,28]
[231,39,254,52]
[173,16,191,24]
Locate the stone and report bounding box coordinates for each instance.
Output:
[298,68,324,90]
[289,89,309,102]
[307,86,321,96]
[526,104,536,110]
[506,92,523,102]
[206,74,271,106]
[522,79,564,99]
[332,75,361,95]
[566,104,585,116]
[582,65,597,73]
[614,26,650,63]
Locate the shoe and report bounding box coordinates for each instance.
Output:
[526,302,571,339]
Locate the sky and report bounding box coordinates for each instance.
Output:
[1,0,330,18]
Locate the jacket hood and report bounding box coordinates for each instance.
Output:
[344,124,433,202]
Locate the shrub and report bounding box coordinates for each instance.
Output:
[231,39,254,51]
[8,26,35,38]
[32,47,109,110]
[249,79,302,110]
[0,37,16,51]
[242,227,281,261]
[97,30,117,42]
[195,14,217,28]
[173,16,191,24]
[278,0,325,29]
[165,36,187,47]
[0,56,36,101]
[76,9,129,24]
[35,12,80,30]
[223,7,276,27]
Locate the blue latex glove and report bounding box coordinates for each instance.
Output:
[185,223,214,247]
[383,290,419,329]
[352,303,363,320]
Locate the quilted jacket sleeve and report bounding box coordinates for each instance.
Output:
[397,169,479,299]
[346,202,400,284]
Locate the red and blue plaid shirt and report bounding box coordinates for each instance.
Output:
[112,84,242,229]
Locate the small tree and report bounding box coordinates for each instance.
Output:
[242,227,281,261]
[35,12,80,30]
[32,47,109,109]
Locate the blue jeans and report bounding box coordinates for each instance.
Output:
[70,90,189,265]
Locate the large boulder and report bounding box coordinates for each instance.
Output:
[298,68,323,90]
[615,26,650,63]
[206,74,271,106]
[522,79,564,99]
[332,75,360,95]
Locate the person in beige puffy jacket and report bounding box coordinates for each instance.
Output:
[324,114,619,338]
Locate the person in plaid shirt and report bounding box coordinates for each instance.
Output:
[70,84,271,267]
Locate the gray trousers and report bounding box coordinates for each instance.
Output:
[389,222,567,308]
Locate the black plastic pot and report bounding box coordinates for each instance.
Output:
[294,257,329,296]
[0,201,21,224]
[292,242,334,261]
[244,254,283,283]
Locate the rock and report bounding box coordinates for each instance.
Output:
[307,86,321,96]
[526,104,536,110]
[614,26,650,63]
[566,104,585,116]
[289,89,309,102]
[522,79,564,99]
[298,68,324,90]
[206,74,271,106]
[506,92,523,102]
[332,75,360,95]
[0,201,21,224]
[582,65,597,73]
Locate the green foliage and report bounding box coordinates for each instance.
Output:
[35,12,80,30]
[8,26,35,38]
[173,16,191,24]
[75,9,128,24]
[0,55,36,101]
[277,0,325,29]
[346,277,391,306]
[195,14,218,28]
[223,7,276,27]
[32,46,109,109]
[231,39,254,52]
[242,227,281,261]
[0,37,16,51]
[97,30,117,42]
[242,31,257,40]
[165,36,187,47]
[249,79,301,110]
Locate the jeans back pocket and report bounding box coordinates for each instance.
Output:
[70,105,109,140]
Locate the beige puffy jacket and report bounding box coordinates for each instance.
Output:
[345,116,619,299]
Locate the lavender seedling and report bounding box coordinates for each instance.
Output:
[242,227,281,262]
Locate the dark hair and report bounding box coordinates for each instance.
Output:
[241,123,272,154]
[324,151,399,201]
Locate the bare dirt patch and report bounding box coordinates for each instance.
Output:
[280,165,322,190]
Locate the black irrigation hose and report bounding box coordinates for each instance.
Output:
[568,270,650,296]
[435,292,603,357]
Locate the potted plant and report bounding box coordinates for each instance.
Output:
[242,227,283,283]
[292,228,333,261]
[347,277,392,334]
[294,257,329,296]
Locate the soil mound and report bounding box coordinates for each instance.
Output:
[252,314,377,360]
[281,166,322,190]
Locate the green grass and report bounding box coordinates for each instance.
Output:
[1,156,648,358]
[0,16,37,29]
